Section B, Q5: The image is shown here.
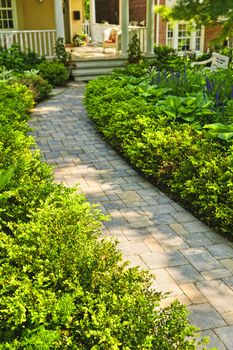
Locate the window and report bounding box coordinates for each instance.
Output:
[167,23,173,48]
[195,28,201,51]
[166,22,203,52]
[0,0,14,29]
[178,24,191,51]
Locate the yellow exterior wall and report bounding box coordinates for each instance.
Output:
[17,0,55,30]
[69,0,84,38]
[15,0,85,43]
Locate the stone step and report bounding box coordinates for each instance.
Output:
[71,58,126,81]
[71,58,126,69]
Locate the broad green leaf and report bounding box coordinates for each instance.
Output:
[0,167,14,192]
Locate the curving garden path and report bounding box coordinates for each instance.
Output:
[31,82,233,349]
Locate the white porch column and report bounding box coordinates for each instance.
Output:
[54,0,65,39]
[90,0,96,39]
[120,0,129,57]
[156,0,160,46]
[146,0,155,55]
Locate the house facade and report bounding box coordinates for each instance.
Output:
[0,0,85,56]
[95,0,222,53]
[0,0,221,58]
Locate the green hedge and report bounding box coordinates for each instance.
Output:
[0,83,205,348]
[85,76,233,238]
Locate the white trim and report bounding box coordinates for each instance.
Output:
[0,0,17,30]
[90,0,96,38]
[146,0,155,55]
[156,0,160,46]
[54,0,65,39]
[166,22,205,53]
[120,0,129,57]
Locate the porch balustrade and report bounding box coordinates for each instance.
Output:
[0,30,57,58]
[83,22,147,54]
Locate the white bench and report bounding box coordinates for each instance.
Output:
[191,52,229,70]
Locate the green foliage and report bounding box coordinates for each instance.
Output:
[37,61,69,87]
[127,32,142,64]
[152,45,190,71]
[204,123,233,141]
[0,168,14,192]
[85,75,233,237]
[156,92,214,125]
[17,74,52,101]
[159,0,233,44]
[0,45,45,71]
[54,37,71,66]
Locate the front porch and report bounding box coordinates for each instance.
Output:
[0,0,155,59]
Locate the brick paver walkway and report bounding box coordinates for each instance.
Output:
[31,83,233,349]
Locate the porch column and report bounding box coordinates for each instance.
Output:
[54,0,65,39]
[90,0,96,39]
[120,0,129,57]
[146,0,155,55]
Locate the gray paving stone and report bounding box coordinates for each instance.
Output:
[118,241,151,255]
[197,330,227,350]
[161,236,189,250]
[223,277,233,291]
[153,214,177,224]
[180,283,207,304]
[182,233,213,247]
[167,265,203,284]
[207,244,233,259]
[180,247,223,271]
[150,268,183,296]
[201,269,232,281]
[121,228,152,241]
[122,254,148,270]
[188,304,226,330]
[183,221,212,233]
[141,251,188,269]
[172,211,197,223]
[143,238,164,253]
[118,191,142,203]
[197,280,233,314]
[215,325,233,349]
[205,231,227,244]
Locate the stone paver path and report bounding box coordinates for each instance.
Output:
[31,83,233,349]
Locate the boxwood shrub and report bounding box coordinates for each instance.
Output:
[85,76,233,238]
[0,82,206,348]
[37,61,70,87]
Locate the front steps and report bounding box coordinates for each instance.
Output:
[71,58,126,81]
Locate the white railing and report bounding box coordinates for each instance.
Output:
[0,30,57,57]
[83,22,147,53]
[129,26,147,53]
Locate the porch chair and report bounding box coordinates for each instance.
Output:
[102,28,120,54]
[191,52,229,70]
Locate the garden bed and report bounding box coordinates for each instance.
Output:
[85,62,233,239]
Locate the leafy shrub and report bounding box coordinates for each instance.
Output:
[54,37,71,66]
[127,32,142,64]
[0,45,45,71]
[37,61,69,87]
[18,74,52,101]
[152,45,189,70]
[0,188,203,349]
[85,76,233,237]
